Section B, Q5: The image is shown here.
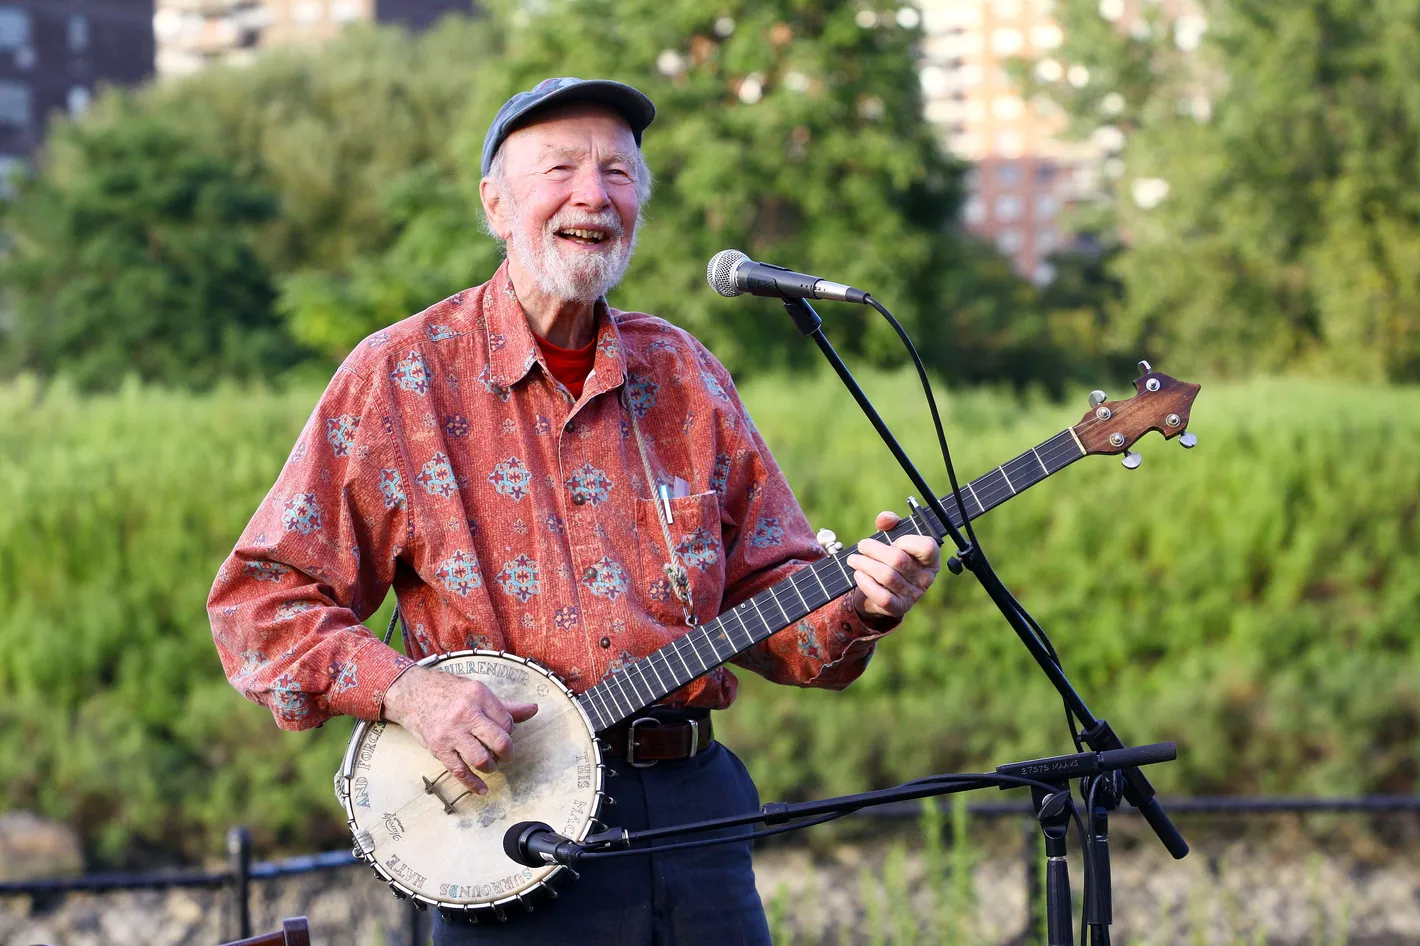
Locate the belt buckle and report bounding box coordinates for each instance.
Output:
[626,717,661,768]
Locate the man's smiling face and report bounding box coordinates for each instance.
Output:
[485,102,644,305]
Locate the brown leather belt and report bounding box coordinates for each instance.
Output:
[600,710,713,766]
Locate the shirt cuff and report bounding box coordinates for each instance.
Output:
[327,637,416,722]
[841,593,903,637]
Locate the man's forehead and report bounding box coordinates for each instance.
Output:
[502,103,637,156]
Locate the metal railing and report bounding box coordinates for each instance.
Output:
[1,796,1417,944]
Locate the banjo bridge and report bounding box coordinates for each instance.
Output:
[423,771,473,814]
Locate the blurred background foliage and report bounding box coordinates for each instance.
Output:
[0,0,1075,392]
[1029,0,1420,382]
[1,0,1419,868]
[2,373,1417,866]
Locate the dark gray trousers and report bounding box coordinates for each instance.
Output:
[432,741,772,946]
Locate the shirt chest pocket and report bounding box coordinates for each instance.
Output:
[634,490,725,628]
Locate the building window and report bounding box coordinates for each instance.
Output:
[68,86,91,117]
[963,196,987,225]
[995,194,1023,221]
[68,14,89,53]
[1035,194,1058,218]
[948,132,980,156]
[0,80,31,127]
[0,153,23,197]
[1030,23,1062,49]
[996,229,1023,255]
[995,130,1023,157]
[992,0,1022,17]
[990,28,1024,56]
[331,0,363,22]
[996,162,1022,187]
[293,1,324,25]
[992,95,1024,120]
[0,7,27,50]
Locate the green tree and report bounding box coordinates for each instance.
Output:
[1,5,1066,387]
[138,20,503,361]
[0,103,291,390]
[1031,0,1420,381]
[279,0,1053,383]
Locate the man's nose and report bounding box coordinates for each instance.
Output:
[569,165,612,210]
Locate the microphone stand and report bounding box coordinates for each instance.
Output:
[511,743,1178,946]
[779,296,1186,938]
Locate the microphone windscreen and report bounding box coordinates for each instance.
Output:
[707,249,748,297]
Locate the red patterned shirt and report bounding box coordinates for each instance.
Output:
[208,263,889,731]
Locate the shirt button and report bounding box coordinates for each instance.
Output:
[572,494,587,505]
[583,566,597,581]
[599,636,611,649]
[841,622,853,633]
[566,420,576,433]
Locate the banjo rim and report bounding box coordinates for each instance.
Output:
[335,648,605,916]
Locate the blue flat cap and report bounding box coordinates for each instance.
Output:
[481,77,657,177]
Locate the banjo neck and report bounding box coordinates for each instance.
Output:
[576,426,1087,733]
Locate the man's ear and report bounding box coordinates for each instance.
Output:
[479,177,510,240]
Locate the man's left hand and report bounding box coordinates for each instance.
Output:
[845,510,942,624]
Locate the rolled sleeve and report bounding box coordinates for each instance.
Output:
[208,358,415,730]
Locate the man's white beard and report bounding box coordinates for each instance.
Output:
[506,202,638,305]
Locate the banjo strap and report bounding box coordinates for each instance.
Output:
[382,602,407,647]
[627,396,699,628]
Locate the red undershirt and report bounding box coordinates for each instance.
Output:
[535,331,597,400]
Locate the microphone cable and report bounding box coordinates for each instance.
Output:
[861,294,1083,752]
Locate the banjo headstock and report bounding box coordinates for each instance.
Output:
[1072,361,1201,468]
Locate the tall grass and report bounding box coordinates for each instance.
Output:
[1,371,1417,863]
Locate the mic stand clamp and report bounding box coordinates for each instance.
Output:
[780,295,823,336]
[1033,785,1077,946]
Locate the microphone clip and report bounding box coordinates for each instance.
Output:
[780,296,823,336]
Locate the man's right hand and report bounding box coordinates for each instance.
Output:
[381,665,539,795]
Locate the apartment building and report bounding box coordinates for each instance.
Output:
[915,0,1085,285]
[916,0,1204,283]
[154,0,473,76]
[0,0,154,171]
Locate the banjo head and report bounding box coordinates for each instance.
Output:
[335,650,603,917]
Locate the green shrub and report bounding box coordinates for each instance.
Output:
[0,370,1416,865]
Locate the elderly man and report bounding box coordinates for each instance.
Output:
[209,78,940,945]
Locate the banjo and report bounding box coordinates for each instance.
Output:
[335,366,1200,921]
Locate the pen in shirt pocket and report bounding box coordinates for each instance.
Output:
[659,477,692,523]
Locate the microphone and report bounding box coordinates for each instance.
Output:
[706,249,869,304]
[503,821,583,867]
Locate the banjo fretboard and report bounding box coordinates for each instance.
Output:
[577,427,1086,732]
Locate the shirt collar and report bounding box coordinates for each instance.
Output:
[484,261,628,398]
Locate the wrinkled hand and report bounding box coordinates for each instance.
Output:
[846,510,942,623]
[382,666,538,795]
